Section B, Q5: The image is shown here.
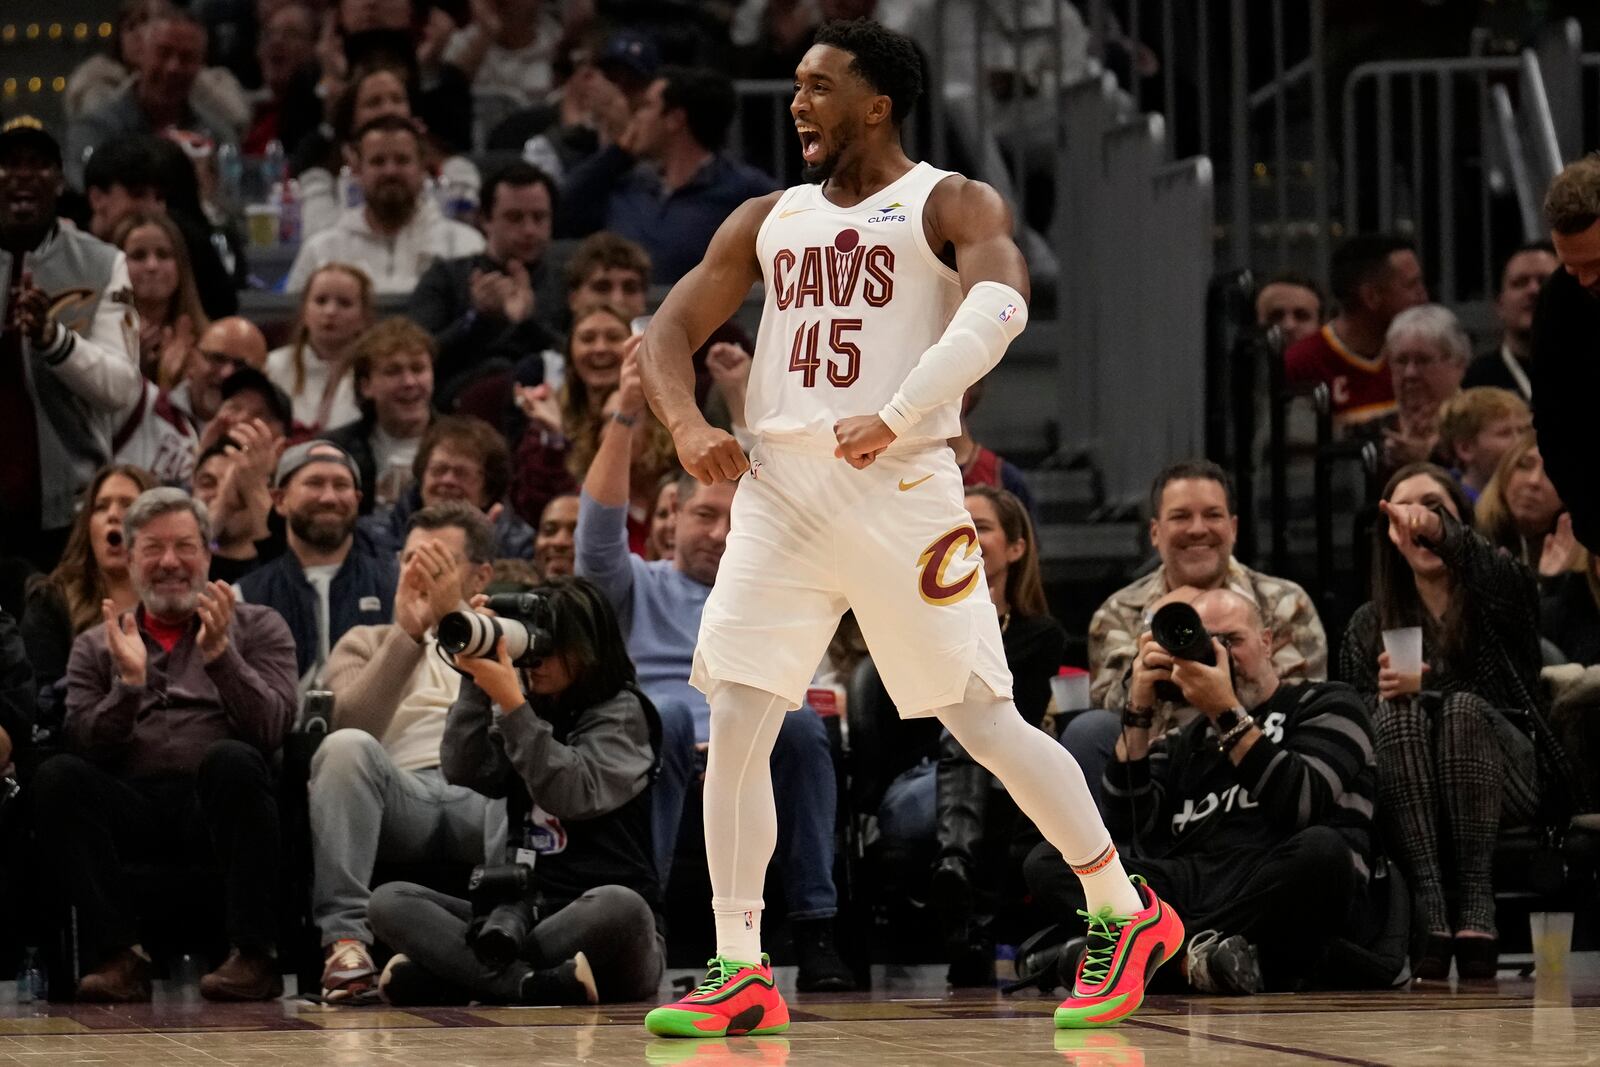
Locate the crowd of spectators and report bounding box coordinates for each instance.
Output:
[0,0,1595,1016]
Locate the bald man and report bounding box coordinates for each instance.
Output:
[175,317,270,426]
[1026,587,1378,996]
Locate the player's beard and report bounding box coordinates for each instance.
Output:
[801,125,854,184]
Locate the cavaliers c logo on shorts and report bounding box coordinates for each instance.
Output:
[916,524,981,606]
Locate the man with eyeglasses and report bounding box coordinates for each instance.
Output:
[172,317,270,430]
[238,441,398,695]
[36,487,297,1002]
[1348,304,1470,481]
[113,317,269,488]
[362,414,535,561]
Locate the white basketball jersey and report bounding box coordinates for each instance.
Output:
[746,161,964,452]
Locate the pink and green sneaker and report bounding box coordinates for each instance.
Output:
[645,955,790,1038]
[1054,877,1184,1028]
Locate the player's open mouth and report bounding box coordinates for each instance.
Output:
[797,125,822,162]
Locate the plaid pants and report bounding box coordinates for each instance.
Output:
[1372,692,1537,936]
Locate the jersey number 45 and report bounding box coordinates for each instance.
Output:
[788,319,863,388]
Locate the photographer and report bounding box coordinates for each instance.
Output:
[1026,588,1376,994]
[367,577,663,1006]
[1072,462,1326,810]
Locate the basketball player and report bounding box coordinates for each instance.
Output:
[638,19,1183,1037]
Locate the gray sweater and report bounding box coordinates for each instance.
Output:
[440,678,652,821]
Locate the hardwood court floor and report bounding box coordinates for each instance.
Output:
[1,967,1597,1066]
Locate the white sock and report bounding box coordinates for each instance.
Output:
[712,903,764,967]
[1066,841,1143,917]
[940,677,1144,917]
[703,681,789,965]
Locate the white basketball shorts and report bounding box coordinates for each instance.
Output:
[690,438,1013,716]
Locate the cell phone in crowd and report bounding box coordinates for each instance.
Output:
[631,315,653,337]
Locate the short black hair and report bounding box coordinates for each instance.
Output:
[1148,459,1236,519]
[1499,240,1556,291]
[352,113,423,153]
[532,575,640,720]
[659,67,738,152]
[1328,233,1415,309]
[1257,269,1324,311]
[482,160,558,218]
[82,135,164,195]
[194,440,232,471]
[812,18,924,126]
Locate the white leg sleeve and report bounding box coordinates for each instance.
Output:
[704,680,789,963]
[939,677,1143,916]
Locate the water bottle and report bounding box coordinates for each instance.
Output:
[278,178,302,246]
[437,156,479,221]
[16,947,44,1004]
[262,138,287,186]
[217,142,243,213]
[337,165,363,210]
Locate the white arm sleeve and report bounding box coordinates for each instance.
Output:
[876,280,1029,437]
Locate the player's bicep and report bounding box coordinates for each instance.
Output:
[936,178,1031,302]
[654,193,777,351]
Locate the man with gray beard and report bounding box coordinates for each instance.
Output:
[238,440,398,692]
[36,488,297,1002]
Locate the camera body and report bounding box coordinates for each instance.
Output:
[438,592,556,668]
[1149,601,1225,703]
[466,861,540,971]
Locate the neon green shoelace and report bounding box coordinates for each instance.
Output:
[692,957,741,996]
[1075,906,1132,986]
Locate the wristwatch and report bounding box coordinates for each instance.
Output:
[1121,704,1155,730]
[1215,707,1245,734]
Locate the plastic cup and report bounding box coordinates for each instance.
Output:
[1051,669,1092,712]
[1382,626,1424,694]
[1531,911,1575,979]
[245,204,280,249]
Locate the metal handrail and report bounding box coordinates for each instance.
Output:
[1491,83,1544,239]
[1519,48,1564,189]
[1341,54,1524,232]
[1342,54,1528,303]
[1249,57,1315,112]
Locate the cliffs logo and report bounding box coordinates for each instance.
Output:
[868,200,907,224]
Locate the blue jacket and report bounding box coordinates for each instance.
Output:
[555,145,776,283]
[237,537,398,683]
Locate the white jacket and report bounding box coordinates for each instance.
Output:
[284,198,485,295]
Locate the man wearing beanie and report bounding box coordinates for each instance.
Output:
[237,440,398,694]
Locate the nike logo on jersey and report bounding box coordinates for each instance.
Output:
[779,207,814,219]
[898,474,934,492]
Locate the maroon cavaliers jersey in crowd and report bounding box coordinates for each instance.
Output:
[1283,324,1396,426]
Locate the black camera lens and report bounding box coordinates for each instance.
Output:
[1151,602,1216,666]
[436,611,481,656]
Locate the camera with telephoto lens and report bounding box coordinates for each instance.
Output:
[437,592,556,668]
[466,861,540,970]
[1149,601,1222,703]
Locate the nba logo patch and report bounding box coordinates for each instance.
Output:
[998,303,1018,323]
[744,910,755,930]
[749,460,763,480]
